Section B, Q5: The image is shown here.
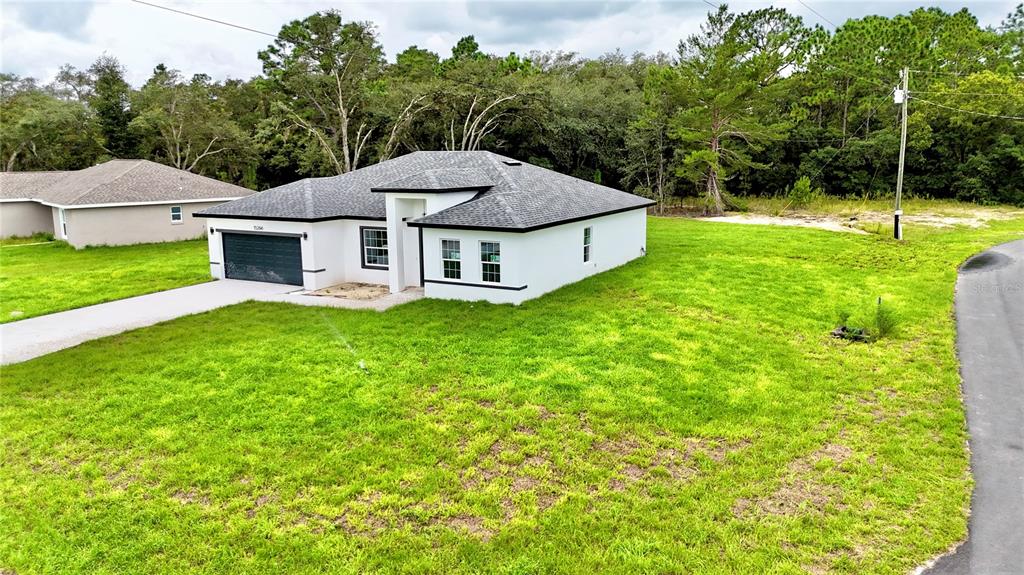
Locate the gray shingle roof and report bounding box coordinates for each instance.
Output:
[371,168,494,193]
[0,160,253,206]
[197,151,654,230]
[0,171,71,200]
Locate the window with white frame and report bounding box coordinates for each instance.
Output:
[58,208,68,239]
[480,241,501,283]
[170,205,183,223]
[583,226,592,263]
[361,227,389,269]
[441,239,461,279]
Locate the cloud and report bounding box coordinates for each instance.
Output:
[0,0,1018,85]
[7,0,96,39]
[467,1,633,25]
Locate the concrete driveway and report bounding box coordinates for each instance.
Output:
[926,239,1024,574]
[0,280,297,365]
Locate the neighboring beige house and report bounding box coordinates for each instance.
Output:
[0,160,254,248]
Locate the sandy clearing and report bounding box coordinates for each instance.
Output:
[696,214,868,234]
[696,209,1024,234]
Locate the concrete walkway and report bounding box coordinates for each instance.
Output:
[1,281,427,365]
[925,239,1024,574]
[0,280,296,365]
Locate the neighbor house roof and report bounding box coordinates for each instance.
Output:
[197,151,654,231]
[0,160,254,207]
[0,171,71,200]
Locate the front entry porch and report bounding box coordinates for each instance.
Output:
[386,196,426,294]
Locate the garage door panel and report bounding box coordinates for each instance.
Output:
[222,233,303,285]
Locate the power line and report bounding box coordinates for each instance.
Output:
[797,0,838,29]
[129,0,278,39]
[910,68,1024,80]
[701,0,720,10]
[909,69,964,76]
[129,0,547,107]
[678,126,864,145]
[812,62,898,94]
[912,97,1024,121]
[910,91,1021,97]
[807,88,896,180]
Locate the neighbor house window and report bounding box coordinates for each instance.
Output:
[170,205,182,223]
[361,227,388,269]
[583,226,592,263]
[480,241,501,283]
[441,239,461,279]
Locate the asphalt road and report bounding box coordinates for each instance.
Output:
[926,239,1024,574]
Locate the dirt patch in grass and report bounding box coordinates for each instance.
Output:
[809,443,853,466]
[803,544,870,574]
[595,433,750,491]
[757,479,841,516]
[735,441,854,518]
[511,475,540,492]
[280,411,756,542]
[843,387,902,423]
[171,489,211,507]
[441,515,494,541]
[105,467,140,491]
[594,437,642,457]
[286,498,495,541]
[246,492,278,518]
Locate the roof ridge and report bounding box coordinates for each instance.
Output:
[490,192,526,227]
[66,159,145,205]
[302,178,316,217]
[482,151,521,192]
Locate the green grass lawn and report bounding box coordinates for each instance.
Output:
[2,216,1023,574]
[0,239,210,322]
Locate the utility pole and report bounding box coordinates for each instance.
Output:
[893,67,909,240]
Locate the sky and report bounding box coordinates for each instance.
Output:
[1,0,1017,86]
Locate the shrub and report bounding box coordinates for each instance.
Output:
[872,298,899,339]
[831,299,899,342]
[786,176,823,209]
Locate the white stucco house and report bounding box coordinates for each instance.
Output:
[0,159,254,248]
[195,151,653,305]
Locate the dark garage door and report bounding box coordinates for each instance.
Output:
[222,232,303,285]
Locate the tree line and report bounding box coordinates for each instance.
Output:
[2,4,1022,212]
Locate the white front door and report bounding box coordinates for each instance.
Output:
[403,221,421,287]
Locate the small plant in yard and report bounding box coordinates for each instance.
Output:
[831,298,900,342]
[831,308,870,342]
[873,297,899,339]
